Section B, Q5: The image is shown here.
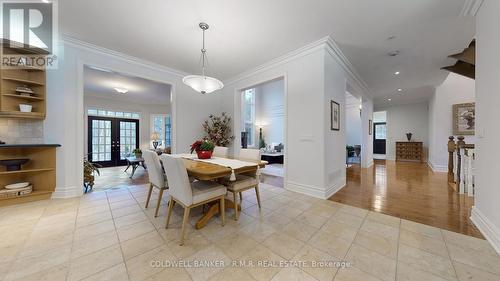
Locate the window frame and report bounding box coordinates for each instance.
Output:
[150,114,172,149]
[242,88,256,147]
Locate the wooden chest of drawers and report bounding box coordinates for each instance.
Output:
[396,142,423,162]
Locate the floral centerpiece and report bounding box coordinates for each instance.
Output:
[190,140,215,159]
[203,112,235,147]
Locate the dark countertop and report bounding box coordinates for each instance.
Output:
[0,144,61,148]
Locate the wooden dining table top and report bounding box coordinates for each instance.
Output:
[181,157,267,181]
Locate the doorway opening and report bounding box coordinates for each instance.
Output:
[83,65,172,191]
[345,92,362,167]
[373,111,387,159]
[240,78,285,187]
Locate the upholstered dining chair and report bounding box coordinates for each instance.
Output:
[143,150,168,217]
[213,146,229,158]
[160,154,227,246]
[224,148,262,220]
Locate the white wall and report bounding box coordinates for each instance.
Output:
[428,73,475,172]
[373,111,386,123]
[376,102,429,161]
[345,94,362,146]
[254,79,285,146]
[360,98,374,167]
[472,0,500,254]
[83,95,171,154]
[45,38,221,198]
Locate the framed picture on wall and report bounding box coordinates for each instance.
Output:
[453,102,475,135]
[331,100,340,131]
[369,119,373,135]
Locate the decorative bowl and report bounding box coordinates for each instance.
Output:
[5,182,30,190]
[196,150,213,159]
[19,104,32,112]
[0,158,30,171]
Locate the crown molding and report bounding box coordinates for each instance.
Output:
[61,34,189,78]
[224,36,373,98]
[224,36,329,86]
[460,0,484,17]
[323,37,374,98]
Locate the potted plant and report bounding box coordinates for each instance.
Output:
[83,156,101,193]
[133,148,142,158]
[190,140,215,159]
[202,112,235,146]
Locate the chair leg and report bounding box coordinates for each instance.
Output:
[165,197,174,228]
[155,188,165,217]
[239,192,243,202]
[255,185,262,208]
[233,192,239,221]
[220,196,225,226]
[145,183,153,209]
[179,207,191,246]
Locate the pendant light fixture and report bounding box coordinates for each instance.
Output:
[183,22,224,94]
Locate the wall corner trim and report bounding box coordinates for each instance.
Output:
[52,185,83,199]
[285,180,345,200]
[428,162,448,173]
[470,206,500,254]
[460,0,484,17]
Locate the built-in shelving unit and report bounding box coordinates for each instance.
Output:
[0,40,48,119]
[0,144,60,206]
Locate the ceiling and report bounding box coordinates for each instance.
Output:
[62,0,474,105]
[83,66,171,105]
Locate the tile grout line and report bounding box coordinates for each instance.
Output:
[331,208,369,281]
[394,217,402,281]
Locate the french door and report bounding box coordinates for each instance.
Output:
[373,122,387,154]
[88,116,139,167]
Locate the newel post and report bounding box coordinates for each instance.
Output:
[447,136,455,183]
[455,136,466,191]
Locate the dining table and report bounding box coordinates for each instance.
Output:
[179,156,267,229]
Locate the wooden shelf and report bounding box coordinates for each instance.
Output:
[2,94,44,101]
[2,77,44,86]
[0,190,53,205]
[0,168,54,175]
[0,111,45,119]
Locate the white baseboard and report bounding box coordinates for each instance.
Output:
[286,180,344,200]
[52,185,83,199]
[427,162,448,173]
[471,206,500,254]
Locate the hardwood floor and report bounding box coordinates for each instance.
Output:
[329,160,483,239]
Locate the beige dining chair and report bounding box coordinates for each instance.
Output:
[143,150,168,217]
[224,148,262,220]
[160,154,227,245]
[213,146,229,158]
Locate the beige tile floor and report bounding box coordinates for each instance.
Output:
[0,183,499,281]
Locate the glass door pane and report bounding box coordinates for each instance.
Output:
[374,124,387,140]
[119,121,138,160]
[91,119,112,162]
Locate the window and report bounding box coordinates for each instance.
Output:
[150,114,172,148]
[374,123,387,140]
[87,108,140,120]
[242,88,256,147]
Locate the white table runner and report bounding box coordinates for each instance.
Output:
[172,154,259,181]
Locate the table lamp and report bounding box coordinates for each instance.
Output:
[151,132,160,149]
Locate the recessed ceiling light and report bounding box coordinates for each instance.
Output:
[388,51,400,57]
[387,36,396,40]
[397,88,403,92]
[387,98,392,101]
[114,88,128,94]
[394,71,400,75]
